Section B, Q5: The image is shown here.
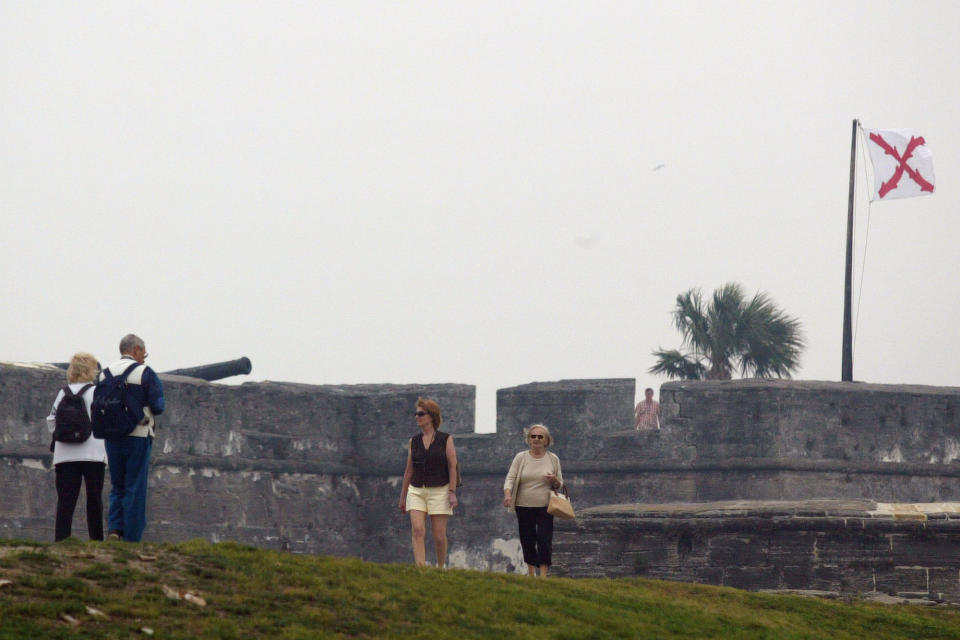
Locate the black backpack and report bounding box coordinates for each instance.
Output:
[91,362,144,439]
[49,384,94,451]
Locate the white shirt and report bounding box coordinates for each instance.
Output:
[46,382,108,466]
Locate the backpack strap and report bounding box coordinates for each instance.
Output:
[101,361,141,383]
[60,383,93,399]
[118,361,142,381]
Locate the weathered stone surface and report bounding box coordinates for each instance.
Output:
[553,499,960,602]
[656,379,960,469]
[4,364,960,600]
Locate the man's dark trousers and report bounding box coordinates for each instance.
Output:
[104,436,152,542]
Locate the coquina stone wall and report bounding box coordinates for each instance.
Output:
[553,500,960,602]
[2,362,960,587]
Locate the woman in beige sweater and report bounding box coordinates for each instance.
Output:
[503,423,563,577]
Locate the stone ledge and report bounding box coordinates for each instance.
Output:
[575,499,960,521]
[663,378,960,396]
[554,499,960,603]
[759,589,950,607]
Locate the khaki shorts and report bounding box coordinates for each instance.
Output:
[406,484,453,516]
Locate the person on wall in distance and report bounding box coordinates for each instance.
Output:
[634,387,661,431]
[398,397,459,568]
[45,352,106,541]
[96,334,165,542]
[503,423,564,577]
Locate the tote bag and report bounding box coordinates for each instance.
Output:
[547,485,575,520]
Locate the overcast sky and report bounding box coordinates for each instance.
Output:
[2,2,958,432]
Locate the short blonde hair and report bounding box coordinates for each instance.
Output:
[66,352,99,384]
[524,423,552,447]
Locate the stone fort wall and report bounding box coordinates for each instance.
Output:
[552,500,960,602]
[2,362,960,574]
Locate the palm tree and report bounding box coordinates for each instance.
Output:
[649,283,805,380]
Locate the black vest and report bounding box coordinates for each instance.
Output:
[410,431,450,488]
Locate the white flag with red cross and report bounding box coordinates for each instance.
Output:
[864,128,935,202]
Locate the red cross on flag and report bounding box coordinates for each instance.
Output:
[864,128,936,202]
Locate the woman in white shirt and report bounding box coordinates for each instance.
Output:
[45,352,107,541]
[503,423,564,577]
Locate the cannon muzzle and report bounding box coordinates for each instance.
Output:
[164,357,253,382]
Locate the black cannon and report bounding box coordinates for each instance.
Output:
[164,357,252,381]
[50,357,253,382]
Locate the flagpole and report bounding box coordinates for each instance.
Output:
[842,118,858,382]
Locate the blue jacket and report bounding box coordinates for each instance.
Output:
[100,356,165,436]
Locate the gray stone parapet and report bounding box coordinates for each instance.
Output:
[5,361,960,591]
[553,499,960,603]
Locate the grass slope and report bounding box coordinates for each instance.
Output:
[1,538,959,639]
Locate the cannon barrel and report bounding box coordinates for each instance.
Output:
[164,357,252,382]
[48,361,103,371]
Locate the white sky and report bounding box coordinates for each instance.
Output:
[2,2,958,432]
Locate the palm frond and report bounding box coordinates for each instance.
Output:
[738,290,805,378]
[652,282,805,381]
[673,289,710,352]
[649,349,706,380]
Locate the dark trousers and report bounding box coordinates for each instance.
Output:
[54,461,105,541]
[105,436,152,542]
[516,505,554,567]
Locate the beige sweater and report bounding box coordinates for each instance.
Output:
[504,450,563,508]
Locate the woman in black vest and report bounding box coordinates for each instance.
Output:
[399,397,459,567]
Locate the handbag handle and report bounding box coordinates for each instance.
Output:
[549,453,566,494]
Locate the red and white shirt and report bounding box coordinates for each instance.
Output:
[634,400,660,431]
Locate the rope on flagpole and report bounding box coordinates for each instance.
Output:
[853,204,872,357]
[853,123,873,358]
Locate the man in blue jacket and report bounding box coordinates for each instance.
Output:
[100,334,165,542]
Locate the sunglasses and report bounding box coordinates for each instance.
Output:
[414,411,429,417]
[529,434,545,440]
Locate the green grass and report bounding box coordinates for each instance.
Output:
[0,539,958,639]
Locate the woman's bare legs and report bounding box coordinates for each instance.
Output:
[409,510,427,566]
[431,514,449,568]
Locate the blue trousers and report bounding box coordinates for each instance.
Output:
[104,436,152,542]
